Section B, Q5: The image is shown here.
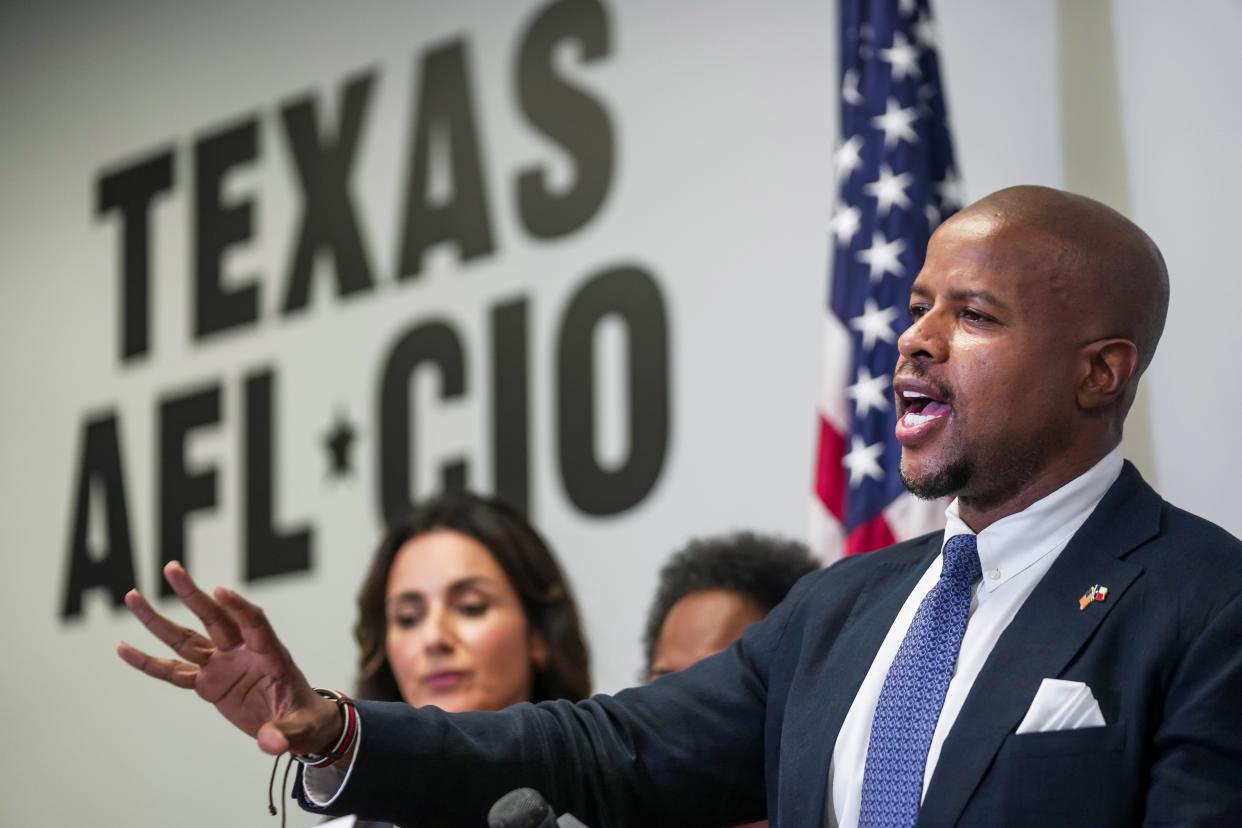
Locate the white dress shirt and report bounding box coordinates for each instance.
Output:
[826,448,1123,828]
[303,714,362,807]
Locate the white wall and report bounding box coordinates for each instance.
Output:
[1112,0,1242,526]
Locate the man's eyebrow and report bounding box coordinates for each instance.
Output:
[951,287,1009,310]
[909,284,1010,311]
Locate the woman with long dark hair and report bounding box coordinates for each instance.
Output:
[319,491,591,827]
[353,491,591,710]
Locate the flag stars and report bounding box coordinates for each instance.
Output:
[842,67,863,106]
[871,98,919,148]
[844,435,886,486]
[831,203,863,245]
[847,367,891,415]
[820,2,959,554]
[849,298,900,350]
[880,32,922,82]
[834,134,865,179]
[864,164,913,216]
[937,167,964,209]
[857,231,907,283]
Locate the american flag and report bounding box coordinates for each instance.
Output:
[812,0,960,562]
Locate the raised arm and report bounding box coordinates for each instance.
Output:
[304,571,816,827]
[122,561,814,826]
[117,562,343,759]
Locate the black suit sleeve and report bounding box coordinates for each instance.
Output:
[1143,588,1242,826]
[300,574,816,827]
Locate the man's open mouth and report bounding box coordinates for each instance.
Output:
[893,378,953,443]
[899,390,953,426]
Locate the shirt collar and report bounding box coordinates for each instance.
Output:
[941,448,1125,593]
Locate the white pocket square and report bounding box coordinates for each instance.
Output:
[1016,678,1106,734]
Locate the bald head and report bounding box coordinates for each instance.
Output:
[949,185,1169,378]
[896,185,1171,524]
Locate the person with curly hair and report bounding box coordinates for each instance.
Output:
[643,532,817,682]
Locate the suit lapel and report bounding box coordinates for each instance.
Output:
[780,534,941,828]
[916,463,1161,827]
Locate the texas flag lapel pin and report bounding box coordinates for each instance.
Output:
[1078,584,1109,611]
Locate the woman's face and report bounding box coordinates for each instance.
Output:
[384,529,546,712]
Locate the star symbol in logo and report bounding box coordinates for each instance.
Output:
[323,411,357,478]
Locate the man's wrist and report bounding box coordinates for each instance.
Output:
[312,694,345,754]
[296,690,358,768]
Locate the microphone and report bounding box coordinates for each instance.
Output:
[487,788,557,828]
[487,788,591,828]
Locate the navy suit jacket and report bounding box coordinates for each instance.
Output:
[304,463,1242,827]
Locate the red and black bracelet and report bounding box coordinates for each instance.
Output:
[294,688,359,768]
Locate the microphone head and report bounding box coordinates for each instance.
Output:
[487,787,558,828]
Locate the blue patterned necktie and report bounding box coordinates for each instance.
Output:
[858,534,981,828]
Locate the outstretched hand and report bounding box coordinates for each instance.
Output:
[117,562,340,757]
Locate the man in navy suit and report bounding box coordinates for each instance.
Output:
[120,186,1242,827]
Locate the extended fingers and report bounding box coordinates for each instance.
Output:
[163,562,243,650]
[215,587,284,657]
[116,642,199,689]
[124,589,216,666]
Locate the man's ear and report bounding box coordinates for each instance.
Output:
[1078,338,1139,410]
